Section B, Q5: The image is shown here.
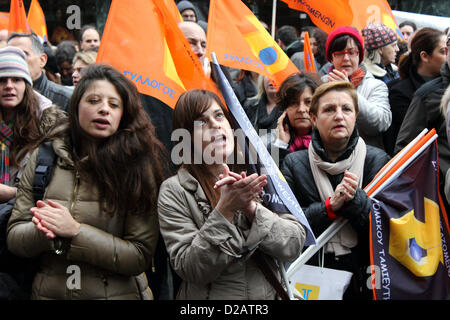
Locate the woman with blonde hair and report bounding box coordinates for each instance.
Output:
[72,50,97,86]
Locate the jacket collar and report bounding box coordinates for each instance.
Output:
[311,128,359,163]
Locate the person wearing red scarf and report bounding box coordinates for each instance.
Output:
[270,73,319,166]
[323,26,392,151]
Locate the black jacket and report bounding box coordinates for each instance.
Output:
[384,65,428,156]
[395,63,450,176]
[281,129,390,237]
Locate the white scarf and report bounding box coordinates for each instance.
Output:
[308,137,367,255]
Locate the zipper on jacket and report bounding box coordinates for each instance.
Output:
[70,171,80,214]
[151,257,156,273]
[101,274,109,299]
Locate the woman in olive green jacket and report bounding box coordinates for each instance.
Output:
[7,64,166,300]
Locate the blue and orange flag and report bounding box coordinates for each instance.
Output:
[281,0,403,39]
[303,32,316,73]
[369,138,450,299]
[206,0,300,89]
[8,0,29,34]
[27,0,48,42]
[97,0,218,109]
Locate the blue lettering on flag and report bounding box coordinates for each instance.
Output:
[123,70,176,99]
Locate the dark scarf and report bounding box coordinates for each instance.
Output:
[0,122,13,184]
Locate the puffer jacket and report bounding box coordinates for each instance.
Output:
[7,135,159,300]
[157,168,306,300]
[322,67,392,150]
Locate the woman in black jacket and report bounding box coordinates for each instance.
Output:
[385,27,447,156]
[281,81,390,299]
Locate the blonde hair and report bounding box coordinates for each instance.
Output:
[310,81,358,115]
[72,50,97,65]
[440,85,450,120]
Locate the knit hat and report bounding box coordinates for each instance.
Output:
[177,0,198,20]
[325,26,364,64]
[361,22,398,51]
[0,46,32,85]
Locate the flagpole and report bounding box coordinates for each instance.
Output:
[271,0,277,38]
[287,130,437,279]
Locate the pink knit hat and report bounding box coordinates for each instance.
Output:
[362,22,398,50]
[325,26,365,64]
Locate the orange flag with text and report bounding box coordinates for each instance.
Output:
[8,0,29,34]
[281,0,402,38]
[27,0,48,42]
[0,12,8,30]
[303,32,316,73]
[96,0,218,109]
[206,0,300,89]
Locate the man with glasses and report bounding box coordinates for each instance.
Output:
[321,26,391,151]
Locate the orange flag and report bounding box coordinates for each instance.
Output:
[0,12,9,30]
[8,0,29,34]
[27,0,48,42]
[303,32,316,73]
[206,0,300,89]
[281,0,403,39]
[97,0,218,109]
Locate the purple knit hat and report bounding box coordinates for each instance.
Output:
[362,22,398,50]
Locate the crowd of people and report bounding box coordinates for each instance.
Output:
[0,0,449,301]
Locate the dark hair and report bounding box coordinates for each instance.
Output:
[1,82,42,166]
[55,41,78,65]
[65,64,166,216]
[398,27,445,79]
[79,25,99,42]
[326,34,362,62]
[172,89,241,208]
[277,73,319,110]
[310,27,328,66]
[276,25,298,46]
[399,20,417,31]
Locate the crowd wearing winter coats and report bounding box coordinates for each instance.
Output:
[1,0,450,301]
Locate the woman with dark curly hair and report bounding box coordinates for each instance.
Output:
[7,64,167,300]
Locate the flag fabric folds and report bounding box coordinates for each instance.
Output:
[303,31,316,73]
[96,0,217,109]
[369,140,450,299]
[211,53,316,246]
[281,0,402,39]
[8,0,29,34]
[27,0,48,42]
[206,0,300,89]
[0,12,9,30]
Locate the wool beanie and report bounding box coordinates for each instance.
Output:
[177,0,198,20]
[325,26,365,64]
[0,46,32,86]
[361,22,398,51]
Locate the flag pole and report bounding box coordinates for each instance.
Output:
[287,130,437,279]
[271,0,277,38]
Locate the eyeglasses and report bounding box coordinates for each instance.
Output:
[331,50,359,59]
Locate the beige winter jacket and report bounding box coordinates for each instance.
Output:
[7,135,159,300]
[157,168,306,300]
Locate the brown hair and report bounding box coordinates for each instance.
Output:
[310,81,358,116]
[277,73,320,110]
[60,64,167,216]
[172,89,241,208]
[3,82,42,166]
[398,27,445,79]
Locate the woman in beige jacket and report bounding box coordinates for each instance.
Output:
[7,64,166,299]
[158,90,306,300]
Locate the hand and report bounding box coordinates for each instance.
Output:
[329,170,359,212]
[327,69,349,83]
[0,184,16,203]
[276,111,291,144]
[30,200,80,238]
[215,164,267,221]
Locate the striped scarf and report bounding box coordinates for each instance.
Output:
[0,122,13,184]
